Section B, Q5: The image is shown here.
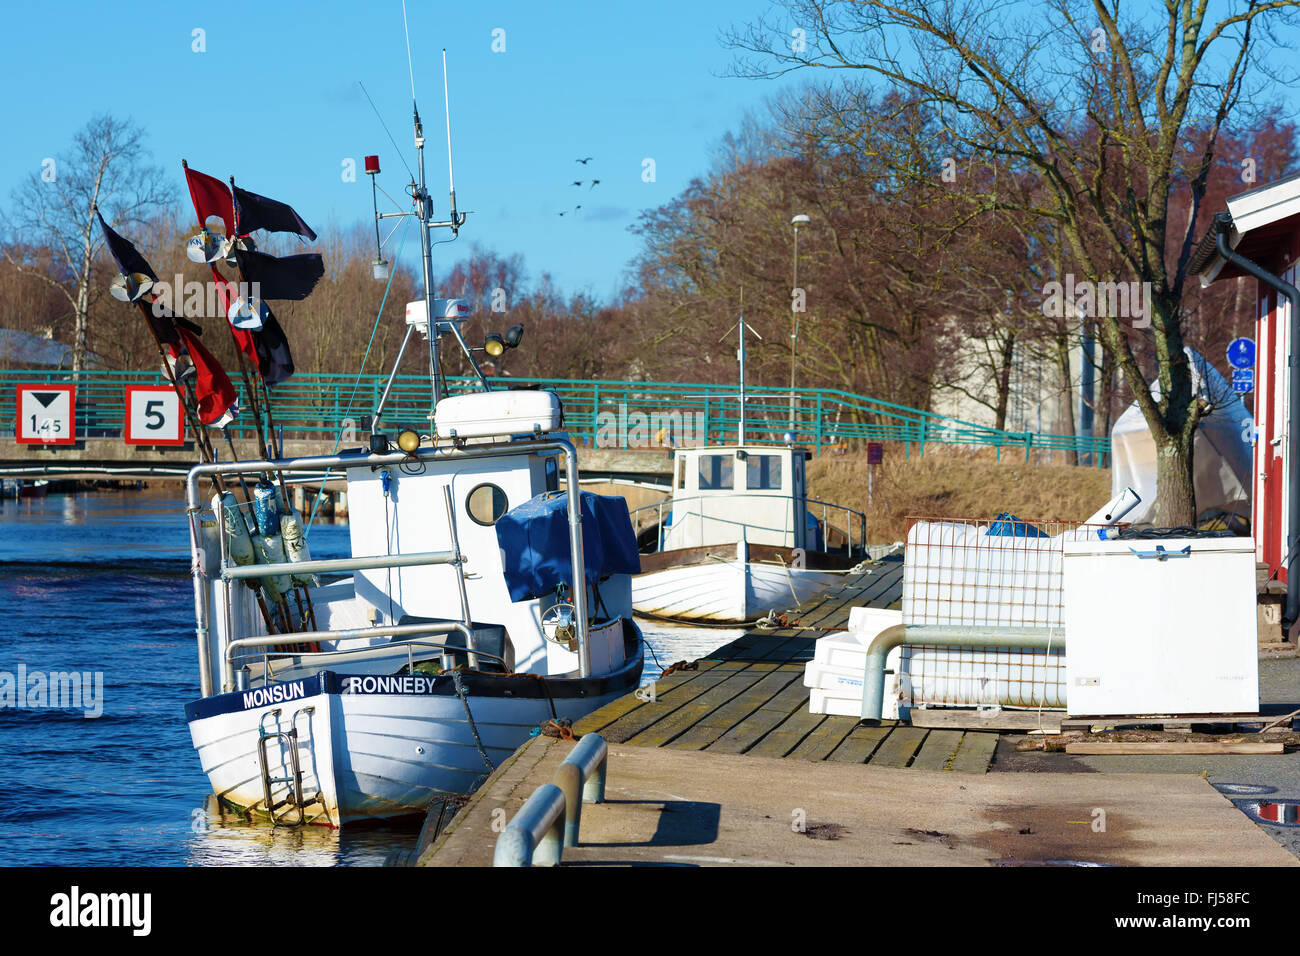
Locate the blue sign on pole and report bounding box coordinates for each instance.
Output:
[1227,337,1256,370]
[1232,368,1254,394]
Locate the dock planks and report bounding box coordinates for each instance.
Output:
[582,560,999,773]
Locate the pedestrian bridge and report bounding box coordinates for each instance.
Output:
[0,369,1109,482]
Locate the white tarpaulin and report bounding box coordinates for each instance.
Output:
[1110,348,1252,526]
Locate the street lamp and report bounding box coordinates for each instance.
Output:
[790,214,810,432]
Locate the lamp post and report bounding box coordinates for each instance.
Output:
[789,213,810,433]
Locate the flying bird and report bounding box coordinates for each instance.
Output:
[576,157,593,164]
[557,211,566,217]
[571,180,583,187]
[589,179,600,189]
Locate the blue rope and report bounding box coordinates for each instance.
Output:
[304,224,410,537]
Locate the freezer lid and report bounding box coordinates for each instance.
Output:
[1063,535,1256,558]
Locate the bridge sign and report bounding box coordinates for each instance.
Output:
[16,384,76,445]
[124,385,185,445]
[1232,368,1254,394]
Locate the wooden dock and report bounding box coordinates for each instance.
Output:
[573,558,1000,773]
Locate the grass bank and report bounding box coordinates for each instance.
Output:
[807,445,1111,544]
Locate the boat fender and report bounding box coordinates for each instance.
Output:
[213,492,255,569]
[251,480,281,537]
[280,509,318,587]
[252,533,292,601]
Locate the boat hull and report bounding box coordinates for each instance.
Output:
[186,657,642,827]
[632,546,849,624]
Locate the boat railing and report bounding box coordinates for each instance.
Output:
[627,493,867,559]
[186,437,592,698]
[226,623,510,691]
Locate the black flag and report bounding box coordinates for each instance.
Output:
[95,208,202,346]
[232,185,317,240]
[253,307,295,386]
[233,247,325,301]
[96,207,158,280]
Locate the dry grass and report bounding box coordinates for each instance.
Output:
[807,443,1112,543]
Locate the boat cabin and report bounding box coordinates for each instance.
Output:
[662,444,811,551]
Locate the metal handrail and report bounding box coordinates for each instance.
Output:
[186,437,591,698]
[0,367,1112,461]
[495,733,609,866]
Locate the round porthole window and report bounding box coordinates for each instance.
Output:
[466,483,509,526]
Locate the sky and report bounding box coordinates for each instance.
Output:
[0,0,802,302]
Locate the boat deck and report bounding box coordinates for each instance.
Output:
[574,558,1000,772]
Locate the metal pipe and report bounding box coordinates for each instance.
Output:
[187,504,213,698]
[551,732,608,848]
[373,324,415,424]
[1213,218,1300,629]
[493,783,566,867]
[859,624,1065,723]
[223,549,458,581]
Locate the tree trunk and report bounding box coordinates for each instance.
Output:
[1152,430,1197,527]
[993,331,1016,431]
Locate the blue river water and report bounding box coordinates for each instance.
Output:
[0,489,736,866]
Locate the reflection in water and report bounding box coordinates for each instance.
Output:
[637,620,744,684]
[187,797,424,866]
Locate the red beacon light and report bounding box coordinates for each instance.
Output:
[364,155,381,175]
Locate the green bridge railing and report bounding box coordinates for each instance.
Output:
[0,369,1110,465]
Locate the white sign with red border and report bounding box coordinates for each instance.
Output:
[124,385,186,446]
[16,384,75,445]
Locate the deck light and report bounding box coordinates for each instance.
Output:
[398,429,421,454]
[504,324,524,348]
[484,333,506,358]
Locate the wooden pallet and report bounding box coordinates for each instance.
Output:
[575,562,1000,773]
[1059,714,1275,734]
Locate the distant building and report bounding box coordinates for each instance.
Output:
[0,328,75,367]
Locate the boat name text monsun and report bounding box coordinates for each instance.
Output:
[242,681,308,709]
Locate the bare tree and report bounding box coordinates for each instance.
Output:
[1,114,170,370]
[727,0,1300,525]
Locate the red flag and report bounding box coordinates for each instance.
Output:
[207,266,259,365]
[184,165,235,236]
[177,327,238,425]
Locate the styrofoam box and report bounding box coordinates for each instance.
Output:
[435,390,562,440]
[805,609,905,719]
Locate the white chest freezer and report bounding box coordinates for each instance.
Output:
[1062,536,1258,716]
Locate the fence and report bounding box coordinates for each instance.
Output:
[0,369,1111,464]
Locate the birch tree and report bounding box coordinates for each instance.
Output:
[1,114,169,370]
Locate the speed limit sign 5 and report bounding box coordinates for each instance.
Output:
[124,386,186,446]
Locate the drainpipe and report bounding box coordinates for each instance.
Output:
[1212,215,1300,630]
[860,624,1065,723]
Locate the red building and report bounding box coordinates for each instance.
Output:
[1192,172,1300,629]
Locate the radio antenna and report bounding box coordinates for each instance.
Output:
[442,49,461,236]
[401,0,417,104]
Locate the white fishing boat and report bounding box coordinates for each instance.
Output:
[183,404,644,826]
[629,443,867,623]
[177,52,643,828]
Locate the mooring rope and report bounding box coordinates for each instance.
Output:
[450,669,495,773]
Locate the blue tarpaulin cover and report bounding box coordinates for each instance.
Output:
[496,491,642,602]
[985,512,1049,537]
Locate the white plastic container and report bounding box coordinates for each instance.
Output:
[805,609,904,719]
[1062,536,1259,716]
[434,390,562,440]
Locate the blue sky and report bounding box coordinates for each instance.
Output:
[0,0,800,301]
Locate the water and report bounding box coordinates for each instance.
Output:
[0,489,740,866]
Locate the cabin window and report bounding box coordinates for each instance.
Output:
[676,457,686,489]
[466,483,509,526]
[746,454,783,491]
[697,454,734,490]
[544,457,559,492]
